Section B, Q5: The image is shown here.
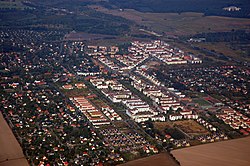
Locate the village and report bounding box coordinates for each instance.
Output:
[0,29,249,166]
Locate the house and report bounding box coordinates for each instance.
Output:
[62,84,73,90]
[75,83,86,89]
[169,114,183,121]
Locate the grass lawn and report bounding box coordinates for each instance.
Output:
[192,98,212,106]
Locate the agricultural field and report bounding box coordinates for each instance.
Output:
[120,152,179,166]
[0,113,29,166]
[173,120,210,137]
[172,136,250,166]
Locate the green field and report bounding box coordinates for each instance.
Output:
[192,98,212,106]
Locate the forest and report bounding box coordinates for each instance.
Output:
[108,0,250,18]
[0,1,132,35]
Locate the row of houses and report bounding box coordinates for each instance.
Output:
[115,53,149,70]
[69,97,116,128]
[216,107,250,130]
[98,55,121,71]
[135,68,161,86]
[90,77,165,123]
[129,74,200,121]
[102,106,122,121]
[129,40,202,65]
[197,133,228,143]
[135,67,186,99]
[130,74,183,113]
[169,109,198,121]
[196,118,217,132]
[124,98,166,122]
[87,45,119,56]
[62,83,86,90]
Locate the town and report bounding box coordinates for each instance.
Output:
[0,29,249,166]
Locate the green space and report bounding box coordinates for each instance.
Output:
[192,98,212,106]
[184,91,208,98]
[0,2,131,36]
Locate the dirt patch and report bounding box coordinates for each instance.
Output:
[154,122,172,134]
[0,112,29,166]
[173,120,210,136]
[172,136,250,166]
[119,152,179,166]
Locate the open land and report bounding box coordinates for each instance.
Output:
[89,6,250,36]
[153,120,210,138]
[61,88,91,98]
[173,120,210,136]
[172,136,250,166]
[153,122,172,134]
[192,98,212,106]
[193,42,250,62]
[119,152,178,166]
[0,112,29,166]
